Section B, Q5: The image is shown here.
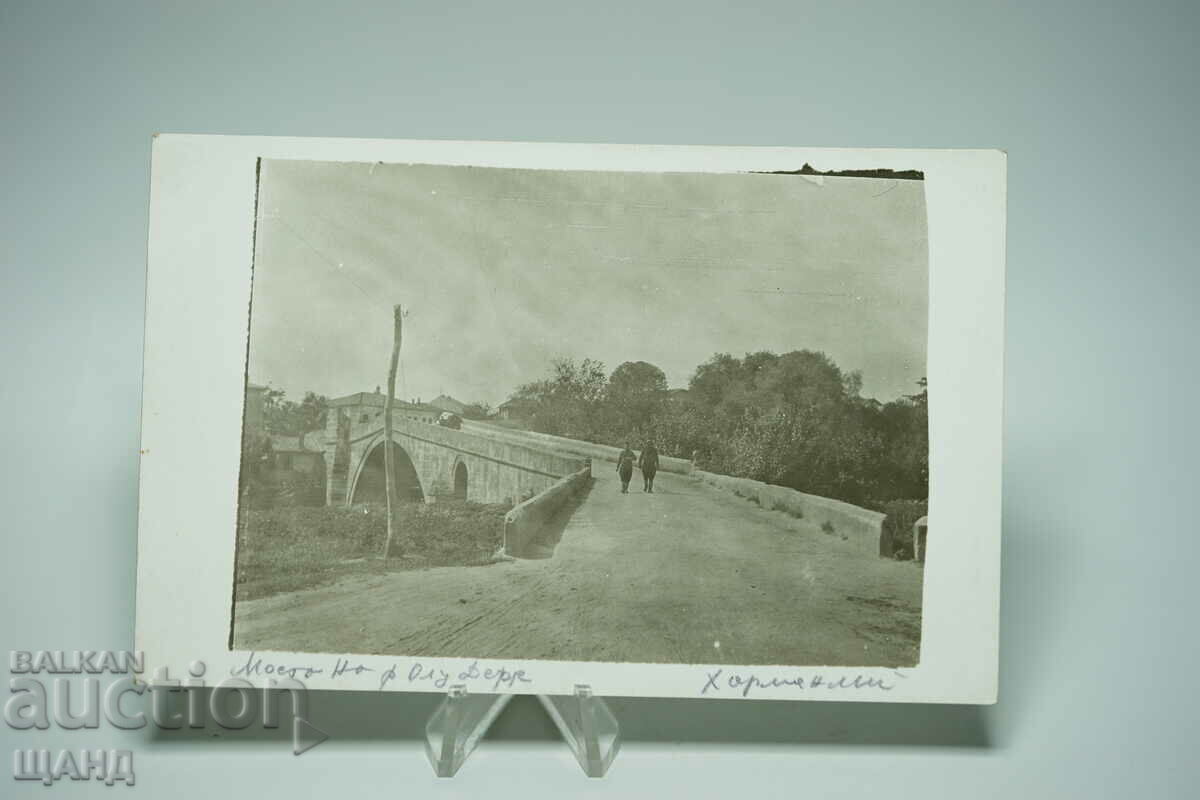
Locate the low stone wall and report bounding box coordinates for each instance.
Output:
[692,470,886,555]
[503,463,593,558]
[465,422,692,474]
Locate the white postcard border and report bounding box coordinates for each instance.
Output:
[135,136,1004,704]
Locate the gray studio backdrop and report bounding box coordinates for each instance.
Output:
[1,1,1196,797]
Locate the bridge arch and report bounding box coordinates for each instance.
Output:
[452,459,469,501]
[349,438,424,505]
[325,414,591,507]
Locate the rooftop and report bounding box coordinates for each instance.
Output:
[329,391,440,412]
[429,394,468,412]
[269,432,322,453]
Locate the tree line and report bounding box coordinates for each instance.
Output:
[260,388,329,436]
[508,352,928,508]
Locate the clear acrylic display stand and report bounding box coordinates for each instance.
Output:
[423,684,620,777]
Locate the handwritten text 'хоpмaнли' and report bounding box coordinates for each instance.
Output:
[701,669,897,698]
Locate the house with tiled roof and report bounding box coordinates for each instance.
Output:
[328,390,442,425]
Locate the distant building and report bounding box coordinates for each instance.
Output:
[497,397,536,421]
[269,431,324,474]
[329,391,441,426]
[429,394,468,416]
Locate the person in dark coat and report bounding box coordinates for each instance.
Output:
[638,441,660,493]
[616,443,636,494]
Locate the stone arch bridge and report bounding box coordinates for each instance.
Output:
[322,410,588,507]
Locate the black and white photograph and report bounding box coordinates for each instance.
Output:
[133,135,1003,706]
[229,158,931,669]
[12,1,1199,795]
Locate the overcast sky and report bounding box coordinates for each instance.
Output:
[248,160,928,407]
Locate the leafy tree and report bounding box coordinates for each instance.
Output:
[296,392,329,434]
[877,378,928,499]
[689,353,743,408]
[680,353,926,504]
[263,389,329,436]
[513,357,608,440]
[606,361,667,439]
[507,351,928,507]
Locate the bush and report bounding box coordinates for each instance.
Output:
[820,521,835,535]
[879,499,928,560]
[274,471,327,507]
[240,465,326,509]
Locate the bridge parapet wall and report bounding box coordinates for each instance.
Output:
[388,418,587,481]
[692,470,886,556]
[461,422,693,474]
[503,463,592,558]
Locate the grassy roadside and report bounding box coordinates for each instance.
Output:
[233,500,509,602]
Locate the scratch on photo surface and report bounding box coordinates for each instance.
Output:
[872,181,899,198]
[740,289,855,297]
[263,213,388,310]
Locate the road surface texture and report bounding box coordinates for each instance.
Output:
[233,468,923,667]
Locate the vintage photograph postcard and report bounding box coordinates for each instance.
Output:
[136,137,1004,703]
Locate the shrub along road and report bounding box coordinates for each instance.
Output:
[232,468,923,667]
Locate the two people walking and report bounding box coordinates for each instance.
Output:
[617,441,659,494]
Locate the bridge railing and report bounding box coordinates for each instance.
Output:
[691,470,887,556]
[503,462,592,558]
[384,418,588,481]
[461,421,693,474]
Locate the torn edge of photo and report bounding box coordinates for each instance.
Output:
[135,136,1005,704]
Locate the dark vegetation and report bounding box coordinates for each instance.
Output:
[879,499,929,560]
[261,388,329,436]
[237,388,331,508]
[240,463,326,509]
[509,351,927,505]
[756,163,925,181]
[234,500,510,601]
[508,351,928,557]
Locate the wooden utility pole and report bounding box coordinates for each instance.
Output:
[382,304,402,558]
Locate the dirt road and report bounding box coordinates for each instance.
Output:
[233,468,923,667]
